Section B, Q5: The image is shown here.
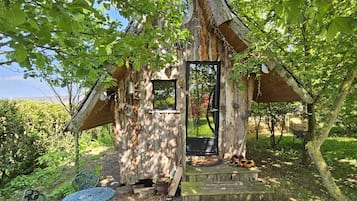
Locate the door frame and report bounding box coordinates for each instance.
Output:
[185,61,220,156]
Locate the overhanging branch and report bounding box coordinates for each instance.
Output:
[315,67,356,147]
[0,59,15,66]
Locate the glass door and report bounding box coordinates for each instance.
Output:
[186,61,220,156]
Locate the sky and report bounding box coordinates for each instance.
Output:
[0,5,127,99]
[0,65,66,98]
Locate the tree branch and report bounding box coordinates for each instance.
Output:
[0,59,15,66]
[46,80,71,114]
[0,41,11,47]
[315,67,356,147]
[313,53,348,103]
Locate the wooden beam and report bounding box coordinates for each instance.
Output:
[168,166,183,196]
[66,83,106,133]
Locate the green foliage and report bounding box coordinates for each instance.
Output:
[0,100,73,185]
[231,2,355,197]
[333,87,357,136]
[230,46,267,88]
[247,134,357,200]
[0,0,190,88]
[0,100,43,182]
[230,0,356,133]
[0,100,116,200]
[49,181,74,199]
[37,150,71,168]
[251,102,299,147]
[96,126,115,146]
[0,152,74,200]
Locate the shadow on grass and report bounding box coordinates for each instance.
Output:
[246,133,357,200]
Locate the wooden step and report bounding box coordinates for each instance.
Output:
[181,181,273,201]
[185,164,260,182]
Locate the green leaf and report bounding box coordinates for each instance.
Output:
[116,59,124,67]
[71,20,81,33]
[284,0,304,25]
[14,46,28,63]
[286,9,303,24]
[28,19,40,31]
[314,0,332,17]
[4,4,26,26]
[58,14,72,32]
[327,17,354,41]
[88,69,97,80]
[68,0,90,9]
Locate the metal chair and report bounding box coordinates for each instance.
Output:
[72,169,100,191]
[22,189,46,201]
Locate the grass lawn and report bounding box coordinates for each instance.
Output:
[1,132,355,201]
[187,117,215,137]
[246,132,357,200]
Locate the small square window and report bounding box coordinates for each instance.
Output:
[152,80,176,110]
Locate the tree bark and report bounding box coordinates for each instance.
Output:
[307,67,355,201]
[301,103,314,166]
[74,131,80,172]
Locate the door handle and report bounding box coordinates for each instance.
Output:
[210,108,219,112]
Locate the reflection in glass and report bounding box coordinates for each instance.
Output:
[187,63,218,137]
[153,80,176,110]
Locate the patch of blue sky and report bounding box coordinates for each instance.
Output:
[0,3,127,99]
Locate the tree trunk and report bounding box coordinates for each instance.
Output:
[74,131,80,172]
[307,67,355,201]
[307,142,347,201]
[255,115,261,141]
[301,103,314,166]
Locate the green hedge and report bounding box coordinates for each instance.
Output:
[0,100,71,183]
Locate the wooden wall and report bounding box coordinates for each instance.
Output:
[113,0,253,184]
[114,64,185,184]
[183,0,251,160]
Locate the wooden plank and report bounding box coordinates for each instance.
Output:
[133,187,155,194]
[181,181,273,196]
[168,166,183,196]
[208,0,233,26]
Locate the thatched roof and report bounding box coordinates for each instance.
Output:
[65,0,313,132]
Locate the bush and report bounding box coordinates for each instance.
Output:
[0,100,43,183]
[15,101,72,151]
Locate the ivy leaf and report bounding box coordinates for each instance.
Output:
[327,17,354,41]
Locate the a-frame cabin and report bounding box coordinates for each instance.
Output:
[66,0,312,199]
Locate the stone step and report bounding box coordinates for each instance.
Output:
[185,164,260,182]
[181,181,273,201]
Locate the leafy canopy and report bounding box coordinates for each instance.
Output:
[0,0,190,87]
[230,0,356,127]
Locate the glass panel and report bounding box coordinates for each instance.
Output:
[153,80,176,110]
[187,62,218,138]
